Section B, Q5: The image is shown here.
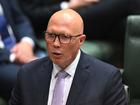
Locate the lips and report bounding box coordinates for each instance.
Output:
[52,51,62,57]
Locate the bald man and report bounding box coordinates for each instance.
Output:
[9,9,128,105]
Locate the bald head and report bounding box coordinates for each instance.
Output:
[47,9,84,34]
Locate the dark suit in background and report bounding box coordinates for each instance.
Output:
[0,0,35,41]
[0,0,37,100]
[9,52,127,105]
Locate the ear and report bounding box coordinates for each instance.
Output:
[79,34,86,46]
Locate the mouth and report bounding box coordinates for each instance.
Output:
[52,51,62,57]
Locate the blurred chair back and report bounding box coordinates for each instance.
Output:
[123,15,140,105]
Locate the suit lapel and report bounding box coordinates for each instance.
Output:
[66,52,90,105]
[35,58,53,105]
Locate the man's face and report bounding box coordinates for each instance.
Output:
[45,16,85,69]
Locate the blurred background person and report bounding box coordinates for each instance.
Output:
[0,0,46,101]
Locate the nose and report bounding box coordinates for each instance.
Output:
[53,36,61,47]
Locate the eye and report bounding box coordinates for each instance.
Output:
[60,35,70,39]
[48,33,55,37]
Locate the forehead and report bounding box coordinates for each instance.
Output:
[48,14,74,27]
[47,11,83,35]
[47,17,76,34]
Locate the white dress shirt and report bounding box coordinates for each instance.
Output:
[47,50,81,105]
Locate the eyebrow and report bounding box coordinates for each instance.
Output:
[47,32,72,36]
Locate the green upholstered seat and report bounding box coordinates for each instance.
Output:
[81,40,113,61]
[0,97,7,105]
[123,15,140,105]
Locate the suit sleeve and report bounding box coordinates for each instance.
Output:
[10,0,36,41]
[103,69,128,105]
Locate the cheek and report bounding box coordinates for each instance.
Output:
[64,44,79,58]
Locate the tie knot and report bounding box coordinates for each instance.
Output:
[57,71,68,79]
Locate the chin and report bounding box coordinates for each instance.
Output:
[53,59,62,65]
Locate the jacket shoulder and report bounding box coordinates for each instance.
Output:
[20,57,52,73]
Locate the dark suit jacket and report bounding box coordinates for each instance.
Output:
[9,51,128,105]
[0,0,35,41]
